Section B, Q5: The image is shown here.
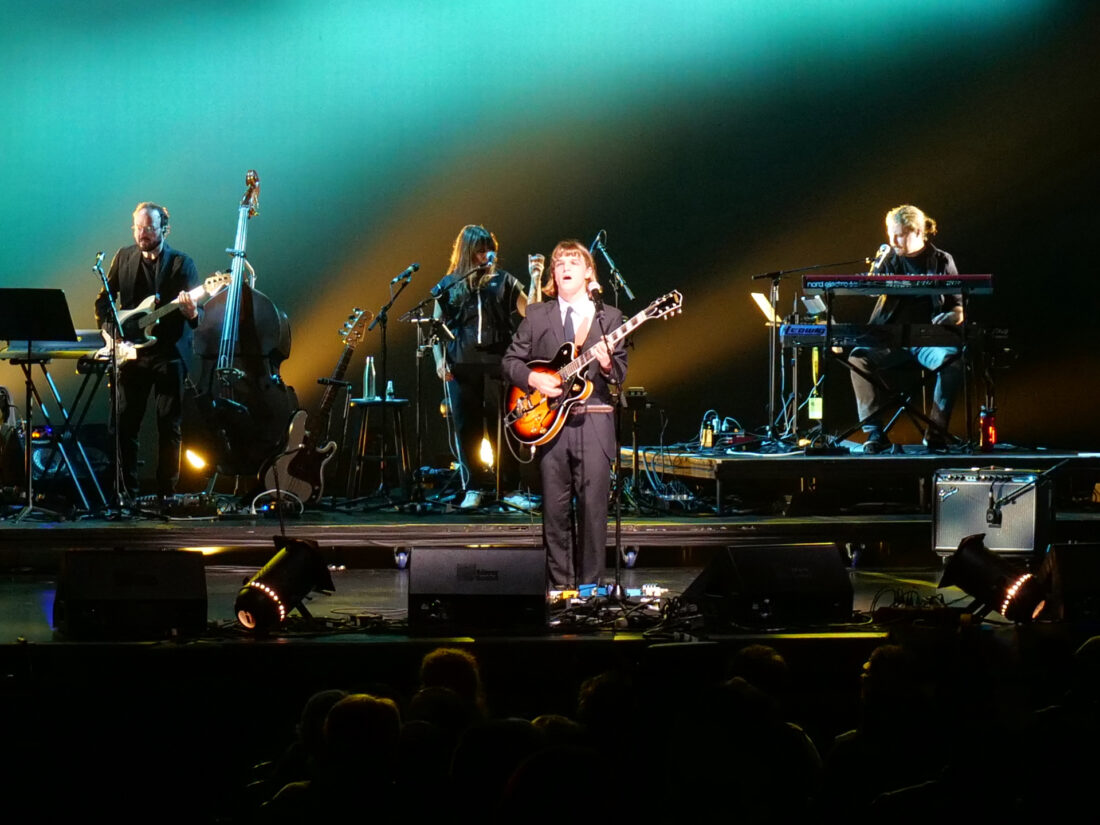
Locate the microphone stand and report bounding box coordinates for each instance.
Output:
[367,274,413,503]
[750,257,870,445]
[93,253,135,518]
[985,458,1068,529]
[400,312,454,510]
[588,287,627,603]
[592,232,636,307]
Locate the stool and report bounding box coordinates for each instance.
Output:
[343,397,411,499]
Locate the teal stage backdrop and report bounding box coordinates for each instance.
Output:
[2,1,1096,482]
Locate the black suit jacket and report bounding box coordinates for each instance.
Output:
[95,243,199,362]
[502,299,627,407]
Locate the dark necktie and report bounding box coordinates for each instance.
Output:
[563,306,574,343]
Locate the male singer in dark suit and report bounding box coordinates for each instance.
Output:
[95,202,199,497]
[502,240,627,589]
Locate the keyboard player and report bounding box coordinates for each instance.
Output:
[849,204,962,453]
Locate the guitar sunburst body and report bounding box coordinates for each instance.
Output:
[505,290,684,450]
[505,343,593,447]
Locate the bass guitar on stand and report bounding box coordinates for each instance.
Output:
[259,309,372,505]
[505,290,682,448]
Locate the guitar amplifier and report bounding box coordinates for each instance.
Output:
[933,468,1051,557]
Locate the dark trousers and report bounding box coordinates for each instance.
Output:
[448,363,512,492]
[849,346,961,433]
[538,411,614,588]
[116,355,184,496]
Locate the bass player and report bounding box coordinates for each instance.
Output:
[94,202,199,497]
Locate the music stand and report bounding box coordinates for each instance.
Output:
[0,289,79,520]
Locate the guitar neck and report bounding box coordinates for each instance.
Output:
[558,309,647,381]
[139,283,209,328]
[312,344,356,431]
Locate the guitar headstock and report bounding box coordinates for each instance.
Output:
[242,170,260,218]
[340,308,373,348]
[645,290,683,321]
[203,271,234,297]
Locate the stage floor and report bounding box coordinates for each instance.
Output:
[3,560,945,644]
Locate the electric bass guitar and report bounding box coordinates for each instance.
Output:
[259,308,373,504]
[96,272,232,362]
[506,290,683,448]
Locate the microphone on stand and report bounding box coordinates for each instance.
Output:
[867,243,891,273]
[390,262,420,284]
[482,250,497,269]
[986,484,1003,526]
[589,229,607,255]
[588,279,604,311]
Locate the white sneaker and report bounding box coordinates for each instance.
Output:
[458,490,483,509]
[502,492,538,511]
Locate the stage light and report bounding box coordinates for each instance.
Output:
[234,536,335,632]
[479,435,494,468]
[750,292,778,325]
[939,533,1047,622]
[184,449,207,470]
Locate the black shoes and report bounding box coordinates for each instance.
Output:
[861,433,892,454]
[922,434,949,453]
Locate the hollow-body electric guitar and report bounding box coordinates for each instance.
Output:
[259,308,372,504]
[505,290,682,448]
[96,272,232,362]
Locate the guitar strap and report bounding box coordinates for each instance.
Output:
[573,316,591,348]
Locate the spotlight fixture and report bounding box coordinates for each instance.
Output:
[939,533,1047,622]
[234,536,335,632]
[184,449,207,471]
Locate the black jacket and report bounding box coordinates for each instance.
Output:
[95,242,199,362]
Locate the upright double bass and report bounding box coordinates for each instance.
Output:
[192,171,297,477]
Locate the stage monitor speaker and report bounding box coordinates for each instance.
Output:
[53,549,208,639]
[682,542,853,628]
[408,546,546,635]
[933,468,1051,557]
[1038,543,1100,622]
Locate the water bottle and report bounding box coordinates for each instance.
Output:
[363,356,376,399]
[979,406,996,452]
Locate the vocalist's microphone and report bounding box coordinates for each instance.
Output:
[482,250,497,269]
[588,279,604,309]
[390,262,420,284]
[869,243,891,271]
[589,229,606,255]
